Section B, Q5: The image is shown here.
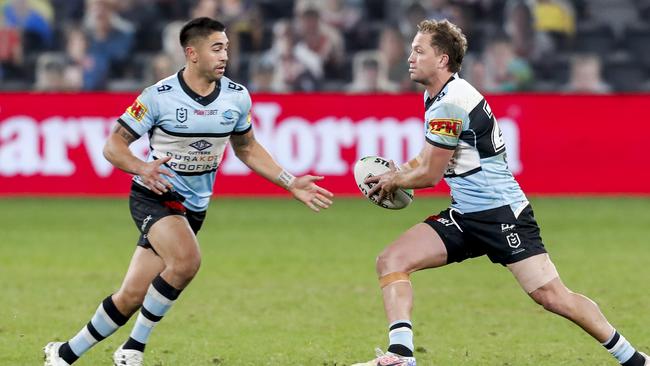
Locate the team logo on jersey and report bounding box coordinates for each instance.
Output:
[220,109,237,125]
[176,108,188,123]
[428,118,462,137]
[127,99,147,122]
[189,139,213,151]
[156,84,172,93]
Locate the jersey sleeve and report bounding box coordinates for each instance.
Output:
[117,86,158,138]
[232,87,252,135]
[424,102,469,150]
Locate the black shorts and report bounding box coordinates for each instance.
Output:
[129,183,206,250]
[424,204,547,265]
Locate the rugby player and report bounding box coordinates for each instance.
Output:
[44,17,333,366]
[352,19,647,366]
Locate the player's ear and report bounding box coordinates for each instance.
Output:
[185,46,198,63]
[438,53,449,70]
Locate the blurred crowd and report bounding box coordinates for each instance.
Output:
[1,0,649,93]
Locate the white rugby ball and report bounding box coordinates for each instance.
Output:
[354,156,414,210]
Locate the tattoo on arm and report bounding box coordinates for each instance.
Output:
[113,124,137,144]
[231,130,256,150]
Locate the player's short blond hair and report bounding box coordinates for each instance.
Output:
[417,19,467,73]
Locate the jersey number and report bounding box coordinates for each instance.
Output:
[484,101,505,153]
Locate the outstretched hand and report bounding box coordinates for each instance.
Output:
[364,160,399,203]
[289,175,334,212]
[137,156,174,195]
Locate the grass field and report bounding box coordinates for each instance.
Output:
[1,196,649,365]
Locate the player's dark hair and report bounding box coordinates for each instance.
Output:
[179,17,226,48]
[417,19,467,73]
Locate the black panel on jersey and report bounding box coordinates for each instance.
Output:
[158,126,232,138]
[177,69,221,106]
[460,98,505,159]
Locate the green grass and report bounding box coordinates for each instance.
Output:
[1,197,649,365]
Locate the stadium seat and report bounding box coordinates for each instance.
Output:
[603,55,647,92]
[574,23,618,56]
[623,23,650,67]
[532,54,571,85]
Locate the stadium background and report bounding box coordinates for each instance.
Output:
[1,0,649,365]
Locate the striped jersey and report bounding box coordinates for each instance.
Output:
[423,74,528,214]
[118,70,252,211]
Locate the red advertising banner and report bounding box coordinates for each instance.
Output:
[0,93,648,196]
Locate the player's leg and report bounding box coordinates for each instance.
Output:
[116,215,201,358]
[44,247,163,366]
[510,254,648,365]
[353,210,465,366]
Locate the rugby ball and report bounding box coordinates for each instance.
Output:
[354,156,414,210]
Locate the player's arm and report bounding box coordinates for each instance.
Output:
[394,143,454,189]
[230,129,333,212]
[103,123,173,195]
[366,143,453,200]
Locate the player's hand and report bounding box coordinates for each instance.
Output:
[137,156,174,195]
[289,175,334,212]
[365,160,399,203]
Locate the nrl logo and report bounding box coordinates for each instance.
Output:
[189,139,213,151]
[176,108,188,123]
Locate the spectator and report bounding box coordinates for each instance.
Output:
[397,2,427,42]
[482,37,534,92]
[346,52,399,93]
[377,25,412,91]
[2,0,54,51]
[82,0,134,89]
[262,19,322,92]
[145,52,175,85]
[34,53,65,91]
[424,0,455,21]
[0,24,23,82]
[504,0,553,61]
[294,5,345,79]
[161,21,186,71]
[247,58,276,93]
[532,0,575,50]
[562,54,611,94]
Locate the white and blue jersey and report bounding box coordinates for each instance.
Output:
[118,70,252,211]
[424,74,528,214]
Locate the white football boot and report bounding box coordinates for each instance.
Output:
[43,342,71,366]
[351,348,416,366]
[113,344,144,366]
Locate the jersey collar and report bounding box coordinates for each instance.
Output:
[177,69,221,106]
[424,73,457,111]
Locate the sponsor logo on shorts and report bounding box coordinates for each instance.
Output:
[506,232,521,248]
[428,118,462,137]
[141,214,152,232]
[127,99,147,122]
[501,224,516,232]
